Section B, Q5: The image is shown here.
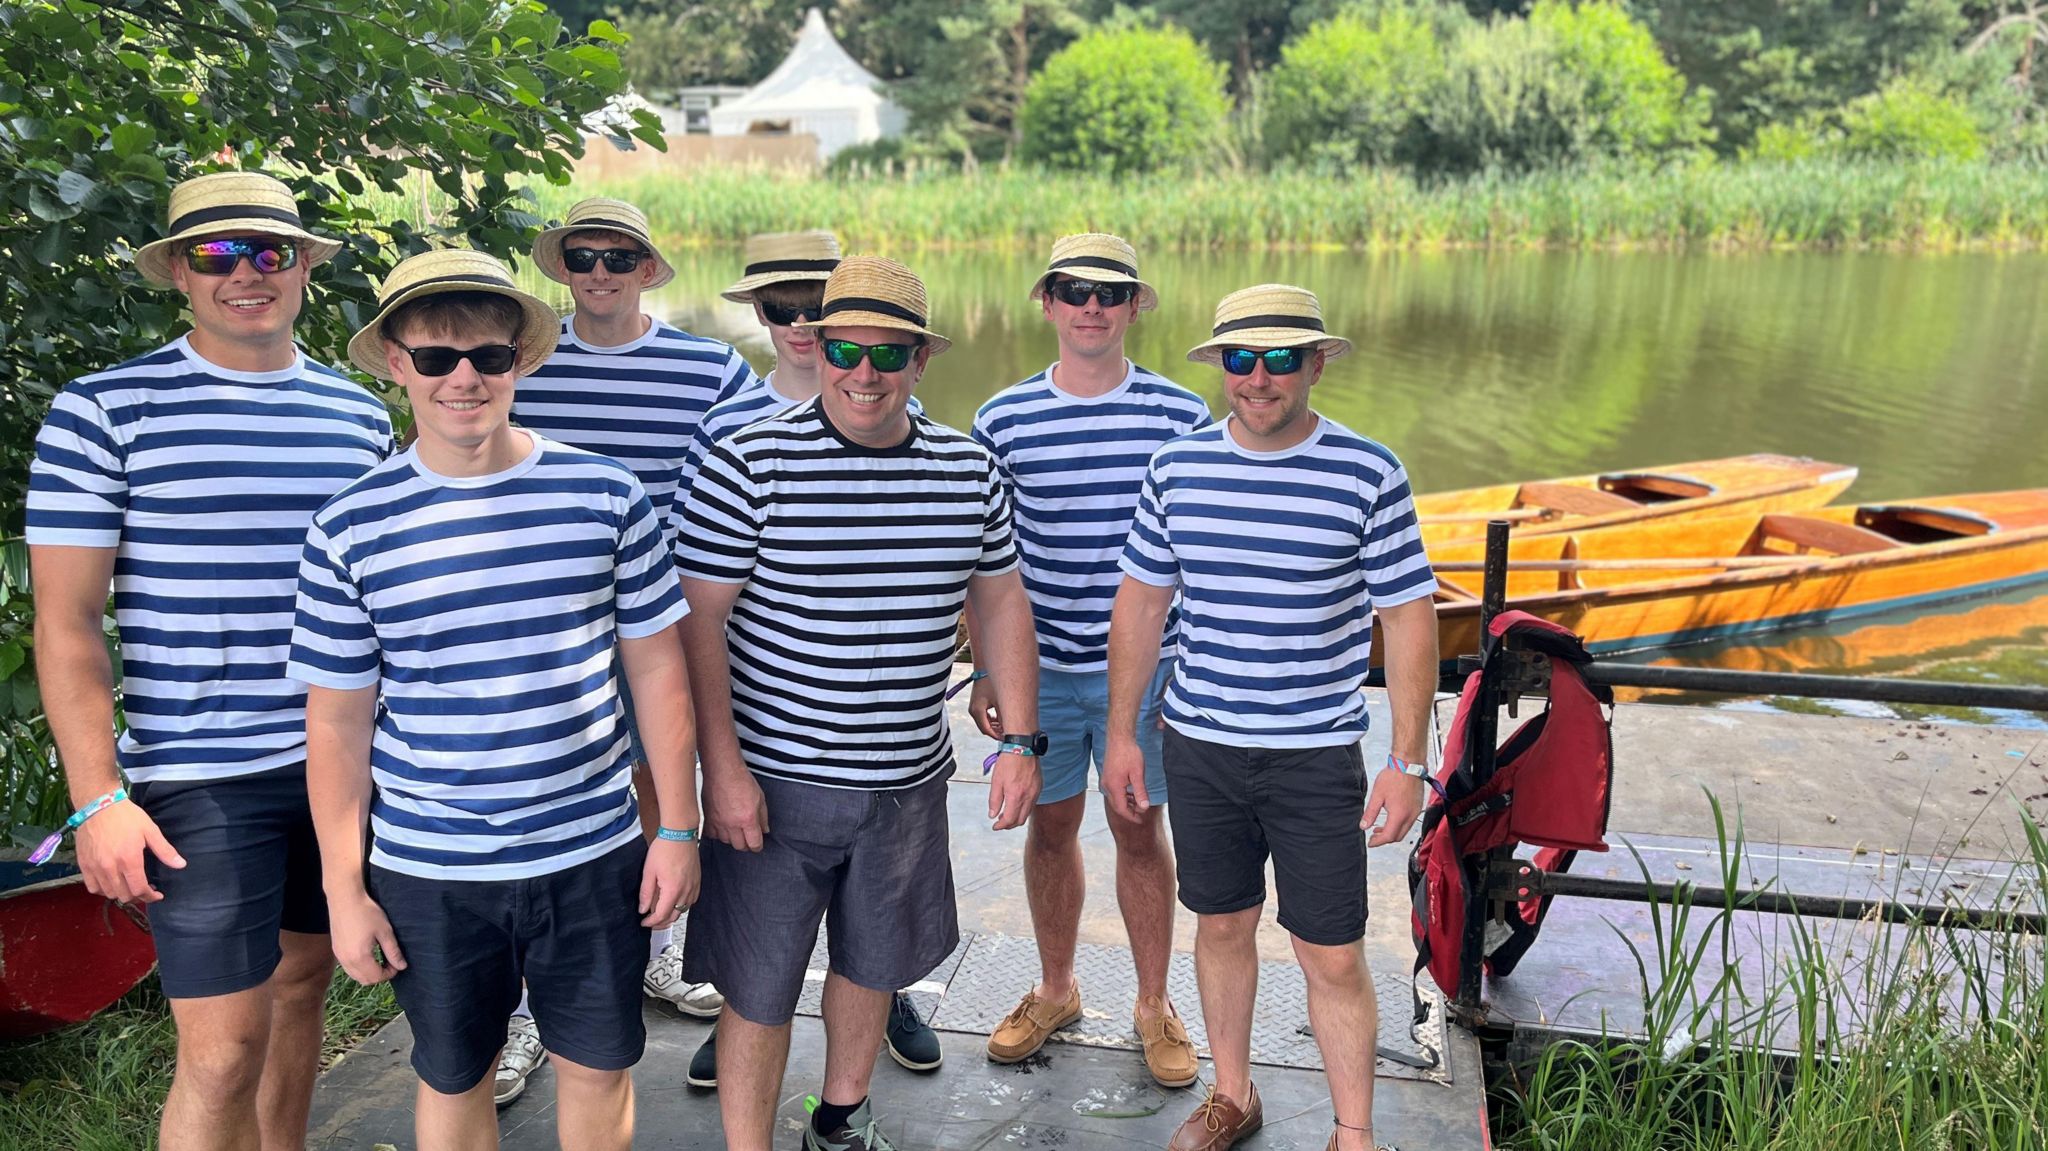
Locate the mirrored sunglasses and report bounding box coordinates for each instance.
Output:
[1219,346,1310,377]
[561,246,648,275]
[184,238,299,276]
[397,342,519,377]
[821,339,916,373]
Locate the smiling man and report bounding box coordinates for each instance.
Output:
[290,249,700,1151]
[26,171,393,1151]
[969,234,1209,1087]
[674,257,1043,1151]
[1106,285,1440,1151]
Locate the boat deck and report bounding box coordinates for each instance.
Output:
[305,694,2048,1149]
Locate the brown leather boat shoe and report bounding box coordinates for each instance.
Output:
[985,984,1082,1063]
[1168,1084,1262,1151]
[1135,994,1199,1088]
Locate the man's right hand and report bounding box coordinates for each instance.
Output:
[329,889,407,985]
[1099,736,1152,823]
[968,673,1002,739]
[702,758,770,852]
[75,799,184,904]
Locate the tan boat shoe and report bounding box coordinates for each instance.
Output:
[1168,1084,1262,1151]
[1134,994,1199,1087]
[985,984,1082,1063]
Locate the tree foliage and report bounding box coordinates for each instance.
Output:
[0,0,641,524]
[1263,3,1463,168]
[1017,24,1231,174]
[613,0,813,93]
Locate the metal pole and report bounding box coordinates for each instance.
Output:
[1522,869,2046,936]
[1580,663,2048,712]
[1453,521,1513,1016]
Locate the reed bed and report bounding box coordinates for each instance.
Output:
[1495,797,2048,1150]
[454,158,2048,252]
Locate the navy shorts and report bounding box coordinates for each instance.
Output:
[367,837,650,1094]
[129,766,329,999]
[1162,727,1369,946]
[683,770,957,1026]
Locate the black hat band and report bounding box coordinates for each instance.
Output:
[168,203,305,235]
[1212,313,1325,336]
[820,295,926,327]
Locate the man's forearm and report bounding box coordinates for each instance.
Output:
[1106,578,1171,740]
[1381,601,1442,764]
[306,691,377,896]
[973,577,1039,735]
[623,628,702,830]
[679,609,745,776]
[35,612,123,805]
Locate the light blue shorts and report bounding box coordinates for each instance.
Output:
[1037,661,1172,807]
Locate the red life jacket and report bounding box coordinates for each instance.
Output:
[1408,610,1614,1011]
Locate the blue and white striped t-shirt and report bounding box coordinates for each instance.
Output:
[973,362,1211,671]
[25,336,394,784]
[513,316,758,547]
[286,435,689,881]
[1119,416,1436,748]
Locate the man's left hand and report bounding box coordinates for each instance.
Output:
[638,837,701,928]
[987,750,1042,831]
[1361,769,1425,848]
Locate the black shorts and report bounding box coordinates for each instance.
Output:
[683,770,958,1026]
[367,837,650,1094]
[129,766,329,999]
[1161,727,1369,946]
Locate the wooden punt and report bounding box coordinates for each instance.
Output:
[1420,491,2048,659]
[1416,454,1858,547]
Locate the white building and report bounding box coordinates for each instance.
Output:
[709,8,907,160]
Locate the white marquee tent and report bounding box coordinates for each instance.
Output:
[709,8,906,160]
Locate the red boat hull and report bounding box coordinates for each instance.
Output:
[0,863,157,1040]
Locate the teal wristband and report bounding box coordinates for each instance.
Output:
[656,826,700,843]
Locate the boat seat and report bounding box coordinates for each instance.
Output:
[1597,471,1717,504]
[1752,514,1898,557]
[1516,482,1640,517]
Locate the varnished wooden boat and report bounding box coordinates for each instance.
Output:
[1420,491,2048,658]
[1416,454,1857,547]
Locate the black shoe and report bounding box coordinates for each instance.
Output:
[686,1025,717,1089]
[884,992,942,1071]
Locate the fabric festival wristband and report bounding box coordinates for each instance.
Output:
[980,744,1038,775]
[945,669,988,700]
[656,826,700,843]
[1388,754,1429,778]
[28,788,128,865]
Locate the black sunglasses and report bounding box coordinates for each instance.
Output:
[396,342,519,377]
[1047,278,1136,309]
[184,238,299,276]
[760,300,824,327]
[561,246,649,275]
[1220,347,1310,377]
[821,339,917,373]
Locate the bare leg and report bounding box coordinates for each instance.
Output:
[255,932,332,1151]
[1293,935,1377,1151]
[716,1005,791,1151]
[1192,906,1261,1105]
[820,973,892,1105]
[553,1053,634,1151]
[161,985,273,1151]
[415,1073,498,1151]
[1022,794,1087,999]
[1101,798,1177,1011]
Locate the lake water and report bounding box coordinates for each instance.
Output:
[634,249,2048,709]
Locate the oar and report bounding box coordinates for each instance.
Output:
[1432,555,1829,573]
[1417,508,1552,525]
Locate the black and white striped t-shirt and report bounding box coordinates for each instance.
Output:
[676,399,1018,789]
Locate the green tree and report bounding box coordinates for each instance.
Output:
[1263,3,1464,168]
[1839,74,1987,158]
[1017,24,1230,173]
[1145,0,1346,99]
[0,0,643,522]
[613,0,813,93]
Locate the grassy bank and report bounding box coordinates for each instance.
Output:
[0,976,394,1150]
[500,158,2048,252]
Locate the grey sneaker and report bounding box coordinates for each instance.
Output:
[494,1015,544,1107]
[802,1098,897,1151]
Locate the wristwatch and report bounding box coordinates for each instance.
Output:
[998,731,1050,757]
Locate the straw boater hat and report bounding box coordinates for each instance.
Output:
[797,256,951,356]
[345,249,561,381]
[530,197,675,290]
[134,172,342,288]
[1028,233,1158,312]
[1185,283,1352,366]
[721,230,842,303]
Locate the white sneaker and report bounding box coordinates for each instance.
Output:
[644,943,724,1018]
[494,1014,544,1108]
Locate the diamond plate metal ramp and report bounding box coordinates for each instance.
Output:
[926,932,1451,1084]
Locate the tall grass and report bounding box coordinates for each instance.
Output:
[429,157,2048,252]
[1497,797,2048,1150]
[0,975,395,1150]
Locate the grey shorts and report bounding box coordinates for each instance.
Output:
[681,769,959,1025]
